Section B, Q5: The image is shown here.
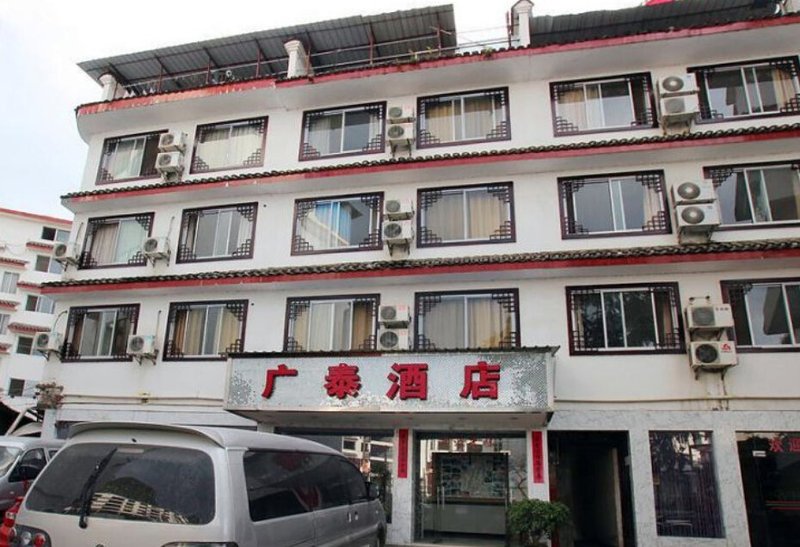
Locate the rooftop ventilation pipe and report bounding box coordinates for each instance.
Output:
[284,39,313,78]
[509,0,533,48]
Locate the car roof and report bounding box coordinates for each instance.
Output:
[0,436,64,449]
[68,422,342,455]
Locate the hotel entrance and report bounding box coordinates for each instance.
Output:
[414,433,528,546]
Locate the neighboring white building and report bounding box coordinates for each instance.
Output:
[0,208,71,425]
[40,0,800,545]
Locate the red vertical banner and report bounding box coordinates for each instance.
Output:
[397,429,409,479]
[531,431,544,484]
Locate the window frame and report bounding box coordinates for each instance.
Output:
[25,295,55,314]
[721,277,800,353]
[176,202,258,264]
[0,272,19,294]
[704,160,800,230]
[34,255,63,274]
[95,130,166,184]
[414,288,520,350]
[0,314,9,334]
[284,294,380,353]
[690,56,800,123]
[15,336,34,356]
[163,300,248,362]
[299,102,387,161]
[417,182,516,248]
[550,72,658,136]
[558,170,671,239]
[416,87,511,149]
[62,304,140,362]
[291,193,383,255]
[40,227,70,243]
[189,117,268,174]
[78,213,154,270]
[566,282,685,356]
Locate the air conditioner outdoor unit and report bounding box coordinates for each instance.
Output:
[379,305,411,327]
[387,105,414,122]
[386,123,415,147]
[690,341,738,370]
[673,180,716,205]
[659,94,700,125]
[127,334,157,358]
[142,237,170,262]
[158,131,186,152]
[676,203,720,231]
[658,74,698,96]
[686,301,734,330]
[52,242,80,265]
[155,151,184,174]
[383,220,414,245]
[34,331,62,354]
[383,199,415,220]
[378,328,409,351]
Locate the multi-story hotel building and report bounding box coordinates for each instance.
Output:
[39,0,800,544]
[0,208,70,428]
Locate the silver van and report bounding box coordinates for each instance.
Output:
[0,436,63,511]
[12,422,387,547]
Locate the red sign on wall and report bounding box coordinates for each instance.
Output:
[397,429,409,479]
[531,431,545,484]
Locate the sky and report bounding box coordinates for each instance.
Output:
[0,0,640,219]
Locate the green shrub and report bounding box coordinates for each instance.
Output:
[508,498,571,546]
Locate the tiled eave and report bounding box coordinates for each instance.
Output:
[17,282,41,293]
[26,241,54,252]
[74,14,800,117]
[0,257,27,269]
[0,300,18,311]
[41,238,800,294]
[62,124,800,207]
[7,322,48,334]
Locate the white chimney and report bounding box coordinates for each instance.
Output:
[783,0,800,14]
[98,73,121,101]
[284,39,313,78]
[510,0,534,48]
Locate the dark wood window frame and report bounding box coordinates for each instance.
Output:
[414,288,520,350]
[79,213,154,270]
[283,294,380,353]
[96,130,167,184]
[721,277,800,353]
[690,56,800,124]
[291,193,383,255]
[298,102,387,161]
[189,117,268,174]
[163,299,248,362]
[62,304,140,362]
[550,72,657,137]
[566,282,684,356]
[417,182,516,247]
[558,170,671,239]
[704,160,800,231]
[176,202,258,264]
[416,87,511,149]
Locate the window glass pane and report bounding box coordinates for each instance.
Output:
[617,178,646,231]
[600,80,634,127]
[467,295,512,347]
[423,296,466,349]
[706,68,749,117]
[107,138,145,180]
[307,302,334,351]
[1,273,19,294]
[746,170,771,223]
[787,286,800,344]
[572,182,614,233]
[41,227,56,241]
[297,197,376,251]
[762,167,800,222]
[717,171,753,224]
[342,110,373,152]
[465,188,507,240]
[623,291,657,347]
[16,337,33,355]
[425,191,466,241]
[746,285,791,345]
[181,307,208,356]
[0,314,9,334]
[25,296,37,312]
[574,293,604,349]
[228,123,262,166]
[744,68,762,114]
[97,310,117,356]
[38,296,55,314]
[728,287,754,346]
[213,211,232,257]
[35,256,50,272]
[55,229,70,243]
[753,65,780,112]
[462,95,494,139]
[603,292,625,348]
[584,84,603,129]
[557,87,587,130]
[79,312,102,356]
[202,306,221,355]
[331,301,352,351]
[114,219,146,264]
[308,113,343,155]
[194,212,219,258]
[48,258,63,274]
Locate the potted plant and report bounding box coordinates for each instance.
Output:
[508,498,571,546]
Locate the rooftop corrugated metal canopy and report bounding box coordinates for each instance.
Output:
[78,4,456,92]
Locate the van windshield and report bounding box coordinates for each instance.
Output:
[0,447,22,476]
[26,443,214,525]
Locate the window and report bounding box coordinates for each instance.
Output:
[190,117,267,173]
[285,295,378,352]
[649,431,723,538]
[418,183,514,246]
[25,295,55,314]
[34,255,63,274]
[96,131,163,183]
[7,379,35,398]
[0,314,9,334]
[693,57,800,121]
[415,290,519,350]
[177,203,256,263]
[16,337,33,355]
[292,194,382,254]
[300,103,385,160]
[62,305,139,361]
[551,73,656,135]
[567,284,683,354]
[722,279,800,349]
[559,171,670,237]
[0,272,19,294]
[164,300,247,360]
[417,88,510,148]
[706,163,800,227]
[80,214,153,269]
[41,227,70,243]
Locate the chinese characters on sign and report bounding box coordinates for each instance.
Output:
[261,360,501,401]
[768,435,800,453]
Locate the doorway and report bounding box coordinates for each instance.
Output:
[548,431,636,547]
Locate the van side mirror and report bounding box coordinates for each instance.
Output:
[366,481,380,500]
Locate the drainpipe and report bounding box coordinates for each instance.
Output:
[284,40,313,78]
[509,0,534,48]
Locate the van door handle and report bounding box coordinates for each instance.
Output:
[353,510,359,521]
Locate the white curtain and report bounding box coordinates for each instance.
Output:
[463,96,494,139]
[425,101,456,142]
[106,138,144,179]
[89,223,119,265]
[114,219,145,263]
[425,192,465,241]
[228,123,262,166]
[307,115,339,155]
[467,189,505,239]
[557,87,588,130]
[423,297,465,348]
[195,126,232,169]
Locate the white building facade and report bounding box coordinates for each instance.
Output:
[41,1,800,545]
